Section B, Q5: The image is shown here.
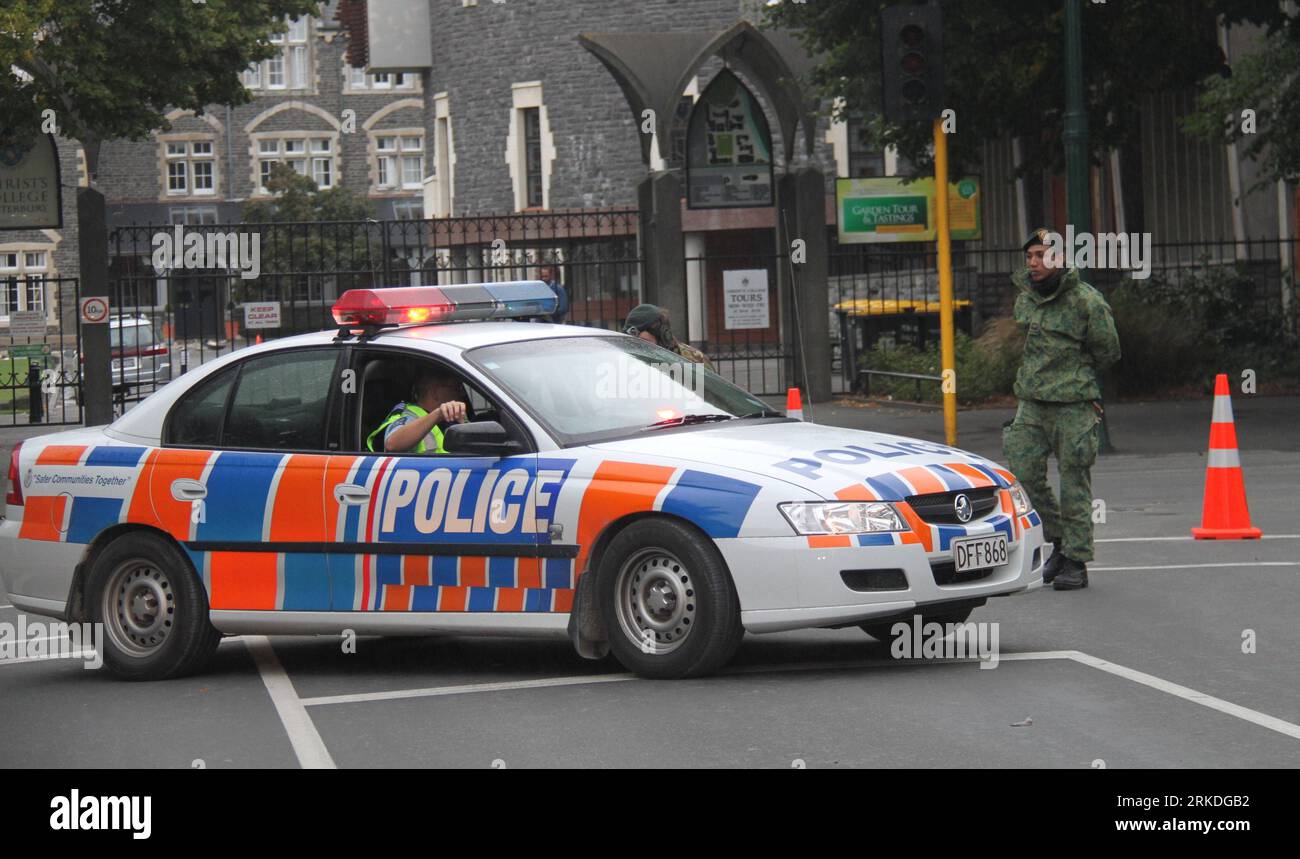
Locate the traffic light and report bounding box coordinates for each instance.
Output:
[881,4,945,123]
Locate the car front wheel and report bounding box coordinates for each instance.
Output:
[88,532,222,680]
[598,518,743,679]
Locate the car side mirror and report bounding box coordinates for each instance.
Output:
[442,421,523,456]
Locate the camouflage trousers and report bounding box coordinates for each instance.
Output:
[1002,399,1101,563]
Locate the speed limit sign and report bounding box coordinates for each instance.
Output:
[79,296,110,324]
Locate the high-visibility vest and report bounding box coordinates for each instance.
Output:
[366,403,445,453]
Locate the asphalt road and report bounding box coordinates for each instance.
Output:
[1,400,1297,769]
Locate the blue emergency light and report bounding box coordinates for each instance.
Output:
[331,281,557,327]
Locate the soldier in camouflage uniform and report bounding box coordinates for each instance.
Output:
[1003,229,1121,590]
[623,304,716,372]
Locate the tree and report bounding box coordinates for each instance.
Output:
[239,164,379,332]
[1184,28,1300,186]
[763,0,1296,178]
[1,0,319,151]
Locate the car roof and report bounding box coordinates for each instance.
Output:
[106,319,623,444]
[260,320,619,353]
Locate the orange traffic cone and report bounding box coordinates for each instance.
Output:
[786,388,804,421]
[1192,374,1262,540]
[255,333,263,345]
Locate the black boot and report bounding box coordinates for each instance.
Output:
[1040,542,1065,584]
[1052,557,1089,590]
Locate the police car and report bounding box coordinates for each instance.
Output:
[0,282,1044,680]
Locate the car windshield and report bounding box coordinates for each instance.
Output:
[466,335,779,446]
[111,322,154,351]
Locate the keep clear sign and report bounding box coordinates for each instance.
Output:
[722,269,770,330]
[243,302,282,330]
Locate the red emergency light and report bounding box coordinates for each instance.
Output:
[331,282,557,328]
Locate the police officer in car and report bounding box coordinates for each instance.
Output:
[1003,229,1121,591]
[623,304,716,372]
[367,370,469,454]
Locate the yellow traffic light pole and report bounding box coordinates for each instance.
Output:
[933,118,957,447]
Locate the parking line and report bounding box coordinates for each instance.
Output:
[1091,562,1300,572]
[0,650,96,667]
[301,673,638,707]
[297,650,1300,743]
[245,636,336,770]
[1097,535,1300,543]
[1064,651,1300,741]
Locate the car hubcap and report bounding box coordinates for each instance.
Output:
[102,560,175,657]
[614,548,696,655]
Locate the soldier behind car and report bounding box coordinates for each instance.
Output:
[1003,229,1121,591]
[623,303,716,372]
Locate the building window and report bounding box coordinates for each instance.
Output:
[523,108,543,209]
[374,132,424,191]
[0,249,51,321]
[392,199,423,220]
[162,138,217,197]
[255,135,336,192]
[245,16,311,92]
[508,82,553,211]
[431,92,455,218]
[847,117,885,179]
[345,65,417,93]
[169,207,220,225]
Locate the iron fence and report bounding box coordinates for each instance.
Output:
[0,275,82,426]
[105,210,645,407]
[829,235,1298,392]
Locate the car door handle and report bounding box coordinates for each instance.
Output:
[334,484,371,506]
[171,479,207,502]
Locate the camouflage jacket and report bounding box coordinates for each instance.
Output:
[1011,267,1121,403]
[674,341,716,373]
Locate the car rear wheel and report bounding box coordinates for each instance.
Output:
[599,518,743,679]
[859,604,976,642]
[88,532,221,680]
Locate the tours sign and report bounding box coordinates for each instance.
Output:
[836,176,982,244]
[686,70,774,209]
[0,134,62,230]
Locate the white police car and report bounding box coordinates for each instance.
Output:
[0,282,1044,679]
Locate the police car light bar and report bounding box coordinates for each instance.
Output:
[331,281,557,327]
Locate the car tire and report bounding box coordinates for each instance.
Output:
[598,518,743,679]
[87,531,222,680]
[859,605,976,642]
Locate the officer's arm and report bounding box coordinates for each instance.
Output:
[385,409,443,452]
[1087,297,1122,369]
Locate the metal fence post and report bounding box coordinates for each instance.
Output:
[27,360,43,424]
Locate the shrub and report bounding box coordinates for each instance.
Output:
[856,323,1020,405]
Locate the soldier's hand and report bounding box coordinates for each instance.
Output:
[438,401,468,423]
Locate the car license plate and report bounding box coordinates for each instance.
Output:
[952,534,1008,573]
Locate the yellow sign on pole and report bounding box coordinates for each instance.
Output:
[933,119,957,447]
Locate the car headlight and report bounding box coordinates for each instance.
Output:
[780,502,906,535]
[1008,482,1033,515]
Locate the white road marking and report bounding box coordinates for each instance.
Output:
[299,650,1300,742]
[244,636,336,770]
[0,650,96,667]
[301,672,638,707]
[1091,562,1300,572]
[1065,651,1300,741]
[0,604,12,610]
[1097,535,1300,543]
